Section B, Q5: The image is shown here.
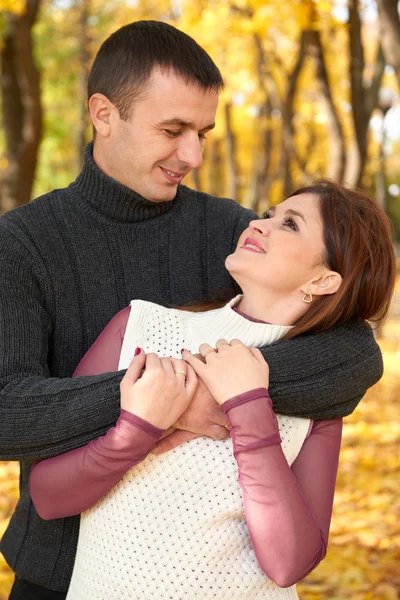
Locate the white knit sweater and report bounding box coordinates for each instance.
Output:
[67,297,310,599]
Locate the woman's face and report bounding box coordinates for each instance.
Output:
[226,193,327,297]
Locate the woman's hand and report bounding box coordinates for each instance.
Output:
[120,349,198,430]
[182,339,269,406]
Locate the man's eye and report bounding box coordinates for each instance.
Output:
[199,133,207,141]
[165,130,181,137]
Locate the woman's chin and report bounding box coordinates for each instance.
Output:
[225,252,240,273]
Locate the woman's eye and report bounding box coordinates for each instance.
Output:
[165,130,181,137]
[261,211,271,219]
[283,217,298,231]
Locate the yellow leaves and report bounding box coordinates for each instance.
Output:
[298,328,400,599]
[0,0,25,14]
[0,156,8,171]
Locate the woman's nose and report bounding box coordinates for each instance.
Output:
[249,219,271,235]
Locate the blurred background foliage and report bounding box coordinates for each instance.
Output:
[1,0,400,233]
[0,0,399,598]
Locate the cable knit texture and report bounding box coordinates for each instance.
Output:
[67,300,307,599]
[0,142,382,591]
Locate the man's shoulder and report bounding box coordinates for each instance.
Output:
[0,187,73,245]
[178,185,257,220]
[1,188,68,226]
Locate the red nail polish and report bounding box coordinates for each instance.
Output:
[134,347,141,356]
[180,349,185,353]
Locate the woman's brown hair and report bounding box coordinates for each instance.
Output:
[179,180,396,339]
[284,179,396,339]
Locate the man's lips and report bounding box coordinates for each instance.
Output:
[240,237,266,253]
[160,167,186,183]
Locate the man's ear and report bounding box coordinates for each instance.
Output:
[88,93,116,137]
[306,271,342,298]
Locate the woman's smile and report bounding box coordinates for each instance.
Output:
[241,237,266,253]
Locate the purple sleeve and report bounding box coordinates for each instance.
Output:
[29,410,164,519]
[73,305,131,376]
[30,305,166,520]
[222,388,342,588]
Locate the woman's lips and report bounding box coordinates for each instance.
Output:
[241,237,266,253]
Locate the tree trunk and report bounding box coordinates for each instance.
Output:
[245,34,275,212]
[308,30,346,182]
[0,0,43,213]
[207,139,223,197]
[245,100,274,213]
[280,30,309,197]
[346,0,385,186]
[224,102,239,201]
[376,0,400,87]
[76,0,91,169]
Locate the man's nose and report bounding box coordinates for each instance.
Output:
[176,135,204,169]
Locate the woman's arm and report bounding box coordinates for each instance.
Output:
[223,389,342,588]
[30,307,197,519]
[30,306,158,519]
[183,342,342,587]
[73,306,130,376]
[30,410,164,519]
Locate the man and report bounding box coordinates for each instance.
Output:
[0,20,382,599]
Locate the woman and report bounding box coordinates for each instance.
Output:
[29,181,395,599]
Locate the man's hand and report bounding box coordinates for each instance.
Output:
[152,377,229,455]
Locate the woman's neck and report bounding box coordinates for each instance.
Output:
[236,291,308,326]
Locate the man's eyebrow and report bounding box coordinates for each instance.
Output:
[267,205,306,224]
[158,118,215,132]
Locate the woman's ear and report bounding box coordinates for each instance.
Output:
[307,271,342,298]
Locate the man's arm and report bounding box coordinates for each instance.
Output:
[258,322,382,419]
[0,227,125,461]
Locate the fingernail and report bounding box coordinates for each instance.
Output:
[180,348,186,353]
[134,347,141,356]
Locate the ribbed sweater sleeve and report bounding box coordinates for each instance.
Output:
[0,227,125,460]
[257,322,382,419]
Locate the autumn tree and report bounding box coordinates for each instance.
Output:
[0,0,43,212]
[376,0,400,88]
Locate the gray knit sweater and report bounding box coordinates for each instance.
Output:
[0,144,382,591]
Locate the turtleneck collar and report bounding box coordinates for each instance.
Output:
[72,141,178,223]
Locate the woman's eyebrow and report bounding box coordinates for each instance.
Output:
[267,205,306,224]
[286,209,306,224]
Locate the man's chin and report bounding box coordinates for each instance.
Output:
[153,185,180,203]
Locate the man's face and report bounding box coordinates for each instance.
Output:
[96,69,219,202]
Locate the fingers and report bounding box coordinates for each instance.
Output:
[151,430,200,455]
[144,352,163,371]
[248,347,267,365]
[120,348,146,387]
[181,349,206,375]
[170,357,187,381]
[160,356,176,377]
[198,343,215,360]
[215,338,230,350]
[205,424,230,441]
[184,364,198,396]
[230,338,244,346]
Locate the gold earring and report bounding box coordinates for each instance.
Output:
[302,289,312,304]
